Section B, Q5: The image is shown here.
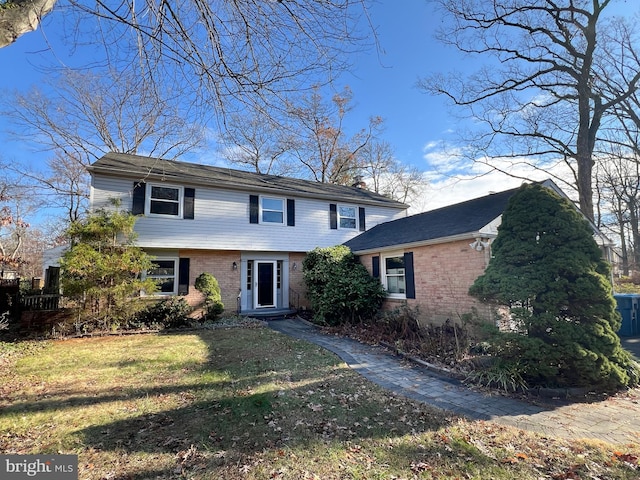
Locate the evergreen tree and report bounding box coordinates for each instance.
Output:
[470,184,638,390]
[61,206,156,329]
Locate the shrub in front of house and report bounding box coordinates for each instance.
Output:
[303,245,386,326]
[469,183,639,391]
[194,272,224,320]
[130,297,192,330]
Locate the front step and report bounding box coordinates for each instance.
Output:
[240,308,297,320]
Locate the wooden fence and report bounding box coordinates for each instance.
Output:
[21,294,61,311]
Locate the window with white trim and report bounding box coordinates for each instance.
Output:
[338,205,357,229]
[383,254,406,298]
[260,196,284,224]
[145,258,178,295]
[148,184,183,217]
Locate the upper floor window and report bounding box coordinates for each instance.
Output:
[261,197,284,224]
[149,185,182,216]
[132,182,195,219]
[250,195,294,226]
[338,205,357,229]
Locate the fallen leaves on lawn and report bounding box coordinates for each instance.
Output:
[613,450,639,466]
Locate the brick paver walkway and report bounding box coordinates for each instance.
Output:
[268,318,640,445]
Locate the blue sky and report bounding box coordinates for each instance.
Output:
[1,0,639,218]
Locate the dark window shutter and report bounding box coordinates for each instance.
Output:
[178,258,190,295]
[358,207,366,231]
[132,182,146,215]
[404,252,415,299]
[330,203,337,229]
[287,199,295,226]
[183,188,195,219]
[372,256,380,278]
[249,195,259,224]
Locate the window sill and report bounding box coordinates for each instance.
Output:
[386,295,407,301]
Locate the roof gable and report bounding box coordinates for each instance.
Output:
[89,152,408,209]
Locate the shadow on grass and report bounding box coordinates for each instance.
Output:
[6,324,599,479]
[44,327,453,479]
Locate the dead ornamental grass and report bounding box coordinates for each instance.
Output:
[0,327,639,479]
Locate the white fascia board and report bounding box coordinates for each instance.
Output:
[349,231,498,256]
[478,216,502,237]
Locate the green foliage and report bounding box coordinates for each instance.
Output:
[303,245,386,325]
[60,206,157,330]
[130,297,192,329]
[194,272,224,319]
[465,359,528,393]
[469,184,639,391]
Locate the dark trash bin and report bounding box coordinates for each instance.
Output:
[614,294,640,337]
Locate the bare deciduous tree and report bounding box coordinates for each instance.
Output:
[218,109,296,176]
[3,1,373,124]
[4,67,204,225]
[2,152,89,223]
[362,139,429,206]
[7,67,204,167]
[420,0,640,221]
[286,86,382,185]
[596,152,640,275]
[0,182,32,273]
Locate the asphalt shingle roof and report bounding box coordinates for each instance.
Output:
[89,152,408,209]
[344,187,520,252]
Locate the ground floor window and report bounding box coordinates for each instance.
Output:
[383,254,406,298]
[146,258,178,295]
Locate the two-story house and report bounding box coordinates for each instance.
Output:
[87,153,409,315]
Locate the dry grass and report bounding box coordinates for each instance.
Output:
[1,327,639,479]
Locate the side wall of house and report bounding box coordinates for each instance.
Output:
[358,239,494,326]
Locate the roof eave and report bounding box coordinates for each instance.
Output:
[349,230,498,255]
[88,163,408,210]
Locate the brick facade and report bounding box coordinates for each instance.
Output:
[358,239,494,326]
[288,252,311,310]
[180,250,242,314]
[178,250,311,314]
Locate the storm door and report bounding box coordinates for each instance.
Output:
[255,261,277,308]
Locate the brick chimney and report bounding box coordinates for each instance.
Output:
[352,176,367,189]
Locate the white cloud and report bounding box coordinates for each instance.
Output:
[414,141,576,213]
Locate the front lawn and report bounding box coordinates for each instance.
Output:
[0,327,639,479]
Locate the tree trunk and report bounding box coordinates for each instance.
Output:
[0,0,56,48]
[628,198,640,271]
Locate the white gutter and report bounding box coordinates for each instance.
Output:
[349,231,498,256]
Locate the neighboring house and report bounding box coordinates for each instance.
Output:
[87,152,409,315]
[42,245,67,292]
[344,180,614,326]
